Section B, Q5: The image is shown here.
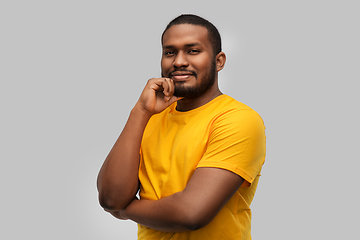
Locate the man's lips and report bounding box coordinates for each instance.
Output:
[170,71,195,81]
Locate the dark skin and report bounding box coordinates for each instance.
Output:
[97,24,244,232]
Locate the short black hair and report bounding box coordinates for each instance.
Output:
[161,14,222,55]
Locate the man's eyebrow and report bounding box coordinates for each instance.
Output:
[163,42,201,49]
[185,42,201,47]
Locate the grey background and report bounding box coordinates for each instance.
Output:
[1,0,359,239]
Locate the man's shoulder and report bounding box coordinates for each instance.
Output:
[207,95,255,116]
[211,95,264,126]
[217,95,252,109]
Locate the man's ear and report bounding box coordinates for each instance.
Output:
[215,52,226,72]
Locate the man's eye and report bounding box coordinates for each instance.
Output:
[189,49,200,54]
[164,51,175,56]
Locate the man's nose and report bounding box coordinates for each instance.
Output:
[173,52,189,68]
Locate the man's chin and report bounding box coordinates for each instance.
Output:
[174,86,199,99]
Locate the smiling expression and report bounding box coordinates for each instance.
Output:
[161,24,218,99]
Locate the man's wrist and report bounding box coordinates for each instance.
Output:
[132,103,153,119]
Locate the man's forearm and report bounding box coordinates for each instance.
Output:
[121,193,195,233]
[97,106,151,210]
[110,167,245,233]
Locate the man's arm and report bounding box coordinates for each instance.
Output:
[97,78,181,210]
[107,167,244,232]
[97,107,149,210]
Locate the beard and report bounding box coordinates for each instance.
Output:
[162,60,217,99]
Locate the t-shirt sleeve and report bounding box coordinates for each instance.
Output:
[196,109,266,187]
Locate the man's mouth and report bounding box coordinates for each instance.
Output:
[170,71,196,81]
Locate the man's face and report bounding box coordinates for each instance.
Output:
[161,24,217,99]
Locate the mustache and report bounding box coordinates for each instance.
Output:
[168,68,197,77]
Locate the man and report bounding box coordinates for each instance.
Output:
[97,14,266,239]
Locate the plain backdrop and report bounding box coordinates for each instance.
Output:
[1,0,359,239]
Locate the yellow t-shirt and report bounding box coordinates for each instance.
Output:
[138,94,266,240]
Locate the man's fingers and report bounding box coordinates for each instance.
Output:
[162,78,170,100]
[139,77,179,114]
[168,95,183,104]
[167,79,175,96]
[162,78,174,102]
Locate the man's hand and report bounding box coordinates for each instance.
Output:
[135,78,183,116]
[105,208,129,220]
[104,196,139,220]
